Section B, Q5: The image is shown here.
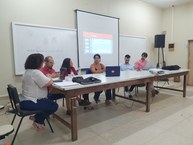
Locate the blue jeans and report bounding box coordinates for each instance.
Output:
[124,86,129,92]
[47,93,64,101]
[20,98,58,124]
[94,89,111,102]
[82,89,112,102]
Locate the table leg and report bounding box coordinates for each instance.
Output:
[65,97,71,115]
[71,98,77,141]
[112,88,116,101]
[146,81,152,112]
[183,75,187,97]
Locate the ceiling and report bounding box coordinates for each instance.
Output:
[140,0,193,8]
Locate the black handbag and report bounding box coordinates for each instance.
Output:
[72,76,101,85]
[162,65,181,70]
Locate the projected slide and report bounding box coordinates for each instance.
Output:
[76,10,119,68]
[83,32,113,54]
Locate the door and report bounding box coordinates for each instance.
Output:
[188,40,193,85]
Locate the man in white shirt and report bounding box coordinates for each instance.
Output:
[120,54,134,71]
[120,54,134,98]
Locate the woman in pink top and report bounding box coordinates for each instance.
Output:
[134,52,148,70]
[127,52,158,98]
[127,52,148,98]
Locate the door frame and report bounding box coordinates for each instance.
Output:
[188,40,193,85]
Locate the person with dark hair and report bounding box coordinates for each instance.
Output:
[120,54,134,71]
[83,54,112,105]
[90,54,105,73]
[24,53,45,69]
[120,54,134,97]
[40,56,59,78]
[40,56,64,101]
[61,58,91,115]
[61,58,77,76]
[134,52,148,70]
[127,52,148,97]
[20,53,58,130]
[129,52,158,97]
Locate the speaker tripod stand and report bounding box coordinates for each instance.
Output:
[156,48,169,82]
[156,47,166,68]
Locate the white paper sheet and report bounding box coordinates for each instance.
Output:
[54,81,79,87]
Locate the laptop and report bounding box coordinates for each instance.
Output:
[106,66,120,77]
[145,62,156,70]
[52,67,67,82]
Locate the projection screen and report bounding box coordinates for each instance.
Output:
[76,10,119,68]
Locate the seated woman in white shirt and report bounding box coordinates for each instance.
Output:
[20,53,58,130]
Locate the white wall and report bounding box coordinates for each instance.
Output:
[162,2,193,68]
[0,0,163,97]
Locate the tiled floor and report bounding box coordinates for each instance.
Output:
[1,82,193,145]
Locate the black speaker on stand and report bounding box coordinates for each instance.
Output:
[154,34,166,68]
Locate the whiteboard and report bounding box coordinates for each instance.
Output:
[12,22,77,75]
[119,35,146,65]
[12,22,147,75]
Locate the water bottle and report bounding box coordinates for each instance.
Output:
[78,67,81,75]
[159,63,162,69]
[67,72,73,81]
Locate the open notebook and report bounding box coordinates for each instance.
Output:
[54,81,79,87]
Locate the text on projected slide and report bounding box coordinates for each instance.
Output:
[83,32,113,54]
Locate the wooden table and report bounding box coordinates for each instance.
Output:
[51,69,189,141]
[52,71,154,141]
[113,69,189,112]
[153,69,189,97]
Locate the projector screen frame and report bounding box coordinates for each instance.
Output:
[75,9,120,69]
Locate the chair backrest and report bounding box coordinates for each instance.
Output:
[7,84,21,115]
[86,69,92,74]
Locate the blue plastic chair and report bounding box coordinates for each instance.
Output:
[86,69,92,74]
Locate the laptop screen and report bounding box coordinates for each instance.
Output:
[106,66,120,77]
[59,67,67,80]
